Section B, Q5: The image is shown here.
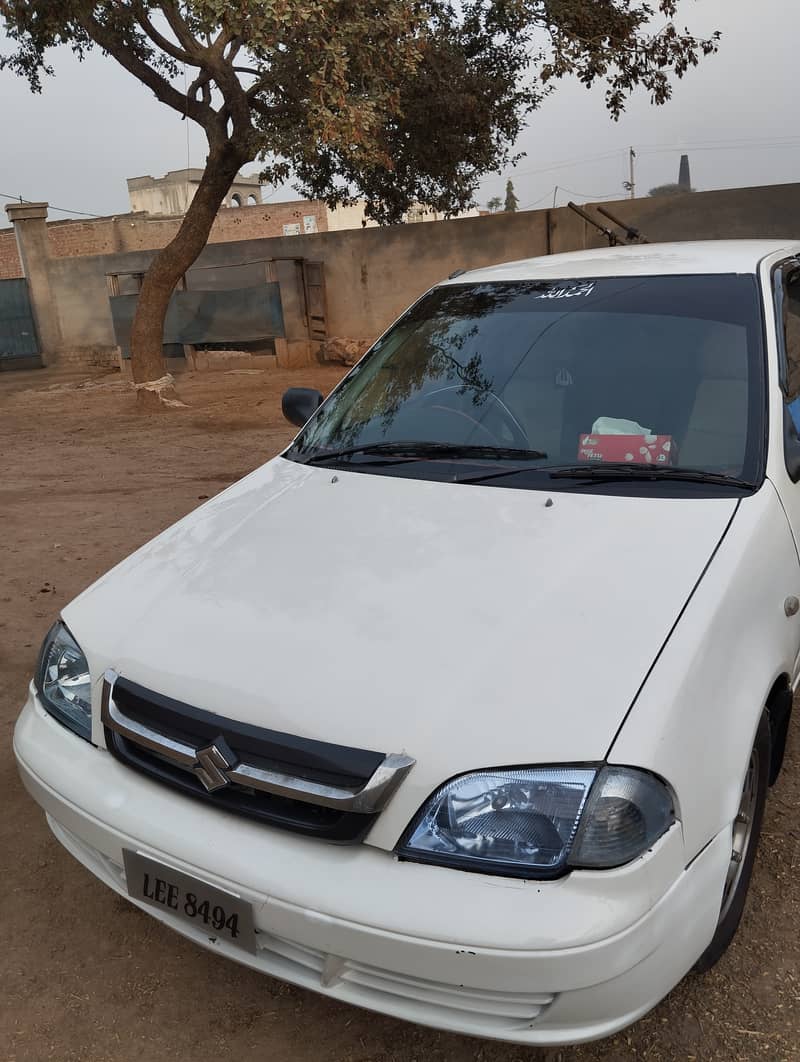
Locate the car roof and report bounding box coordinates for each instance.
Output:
[442,240,800,284]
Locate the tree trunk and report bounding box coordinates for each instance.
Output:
[129,141,246,384]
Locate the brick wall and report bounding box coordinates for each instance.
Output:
[48,220,120,258]
[1,201,330,279]
[6,200,333,265]
[209,200,329,241]
[0,228,22,279]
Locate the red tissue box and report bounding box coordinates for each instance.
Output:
[577,434,677,465]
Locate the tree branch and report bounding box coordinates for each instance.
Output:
[79,11,214,128]
[187,68,213,106]
[211,26,233,55]
[159,1,203,58]
[135,6,194,64]
[159,1,251,137]
[250,97,291,118]
[247,75,272,100]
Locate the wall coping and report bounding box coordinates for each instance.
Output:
[5,202,49,223]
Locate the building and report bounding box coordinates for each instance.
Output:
[127,171,477,231]
[326,201,479,230]
[404,203,479,223]
[127,168,263,216]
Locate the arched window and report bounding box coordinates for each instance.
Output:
[247,194,258,206]
[231,194,242,207]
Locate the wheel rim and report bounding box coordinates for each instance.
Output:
[720,749,759,922]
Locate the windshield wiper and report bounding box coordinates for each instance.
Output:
[297,441,548,465]
[459,461,756,488]
[549,464,756,489]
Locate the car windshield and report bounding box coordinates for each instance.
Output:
[288,274,765,490]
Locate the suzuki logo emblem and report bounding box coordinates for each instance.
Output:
[193,739,236,792]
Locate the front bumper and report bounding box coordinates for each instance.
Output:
[14,689,730,1045]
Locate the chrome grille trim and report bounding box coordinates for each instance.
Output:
[101,669,415,814]
[101,673,197,767]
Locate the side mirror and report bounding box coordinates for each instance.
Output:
[282,387,323,428]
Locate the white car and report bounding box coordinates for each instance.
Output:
[14,240,800,1046]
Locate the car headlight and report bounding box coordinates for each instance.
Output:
[397,765,675,878]
[35,621,93,742]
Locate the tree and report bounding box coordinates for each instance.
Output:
[0,2,720,386]
[649,182,695,196]
[486,197,503,214]
[504,179,519,213]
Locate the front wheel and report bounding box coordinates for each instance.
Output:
[694,711,770,972]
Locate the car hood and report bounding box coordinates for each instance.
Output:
[65,458,737,827]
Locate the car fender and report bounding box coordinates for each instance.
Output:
[608,479,800,862]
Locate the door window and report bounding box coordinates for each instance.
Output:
[776,263,800,433]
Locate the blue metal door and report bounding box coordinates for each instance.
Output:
[0,278,40,367]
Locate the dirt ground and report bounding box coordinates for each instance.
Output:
[2,364,800,1062]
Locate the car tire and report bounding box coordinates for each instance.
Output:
[694,710,770,973]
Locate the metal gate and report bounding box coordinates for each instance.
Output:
[0,278,41,370]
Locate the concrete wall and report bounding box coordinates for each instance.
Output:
[48,254,116,349]
[44,207,549,354]
[303,208,549,338]
[170,180,800,343]
[128,181,195,217]
[9,181,800,369]
[575,183,800,248]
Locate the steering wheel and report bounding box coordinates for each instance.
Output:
[417,386,530,448]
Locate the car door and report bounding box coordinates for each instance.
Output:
[766,256,800,684]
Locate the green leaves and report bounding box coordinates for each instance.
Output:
[0,0,720,215]
[536,0,721,119]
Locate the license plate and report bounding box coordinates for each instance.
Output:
[123,849,256,953]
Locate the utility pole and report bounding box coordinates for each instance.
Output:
[628,147,636,200]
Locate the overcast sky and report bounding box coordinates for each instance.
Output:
[0,0,798,222]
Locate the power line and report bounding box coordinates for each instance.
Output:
[512,134,800,188]
[537,136,800,173]
[637,134,800,152]
[514,134,800,211]
[0,191,103,218]
[638,141,800,157]
[511,148,625,181]
[519,188,558,211]
[555,185,621,202]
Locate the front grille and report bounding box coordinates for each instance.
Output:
[104,676,391,843]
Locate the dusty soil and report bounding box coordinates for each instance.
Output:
[1,365,799,1062]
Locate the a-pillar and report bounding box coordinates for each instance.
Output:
[5,202,62,364]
